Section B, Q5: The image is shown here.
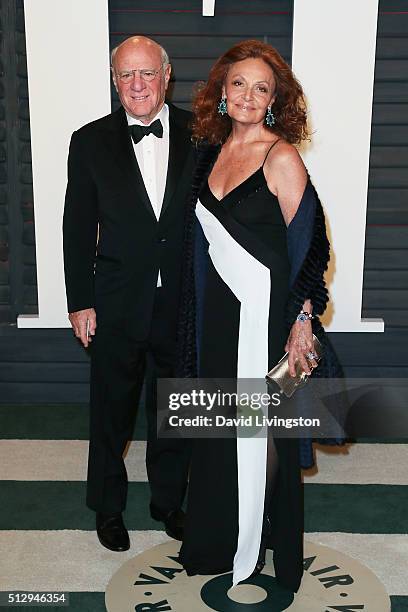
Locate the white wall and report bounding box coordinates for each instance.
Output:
[202,0,216,16]
[19,0,111,328]
[292,0,383,332]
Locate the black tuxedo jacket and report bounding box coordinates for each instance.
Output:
[63,102,194,339]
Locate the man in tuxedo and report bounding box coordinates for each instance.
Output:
[63,36,193,551]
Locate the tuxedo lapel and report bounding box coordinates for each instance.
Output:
[161,103,191,217]
[105,107,156,221]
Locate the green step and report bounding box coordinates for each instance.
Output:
[1,482,407,533]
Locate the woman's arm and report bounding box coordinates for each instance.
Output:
[264,141,307,225]
[264,143,317,376]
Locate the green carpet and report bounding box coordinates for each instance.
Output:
[1,481,407,533]
[0,405,147,440]
[0,594,404,612]
[0,592,106,612]
[1,403,406,606]
[391,597,408,611]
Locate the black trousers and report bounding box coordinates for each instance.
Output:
[86,289,191,515]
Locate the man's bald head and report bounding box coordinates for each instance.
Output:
[111,36,169,71]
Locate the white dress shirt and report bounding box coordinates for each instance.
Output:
[127,104,170,287]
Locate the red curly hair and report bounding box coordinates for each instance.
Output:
[192,39,308,145]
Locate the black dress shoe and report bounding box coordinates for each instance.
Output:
[150,505,185,541]
[96,512,130,552]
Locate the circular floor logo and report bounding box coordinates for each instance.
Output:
[105,540,390,611]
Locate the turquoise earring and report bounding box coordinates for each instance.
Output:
[218,96,227,115]
[265,105,276,127]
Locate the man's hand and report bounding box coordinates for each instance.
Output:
[68,308,96,348]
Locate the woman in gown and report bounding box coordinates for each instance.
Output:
[177,40,344,593]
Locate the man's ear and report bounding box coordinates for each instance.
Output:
[111,67,118,92]
[164,63,172,89]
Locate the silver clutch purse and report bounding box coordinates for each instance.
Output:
[265,334,323,398]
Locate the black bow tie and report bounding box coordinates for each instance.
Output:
[129,119,163,144]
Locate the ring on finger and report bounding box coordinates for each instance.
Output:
[306,351,318,360]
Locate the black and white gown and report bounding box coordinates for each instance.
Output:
[179,159,304,591]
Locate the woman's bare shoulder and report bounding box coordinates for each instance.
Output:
[264,140,306,180]
[263,139,308,225]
